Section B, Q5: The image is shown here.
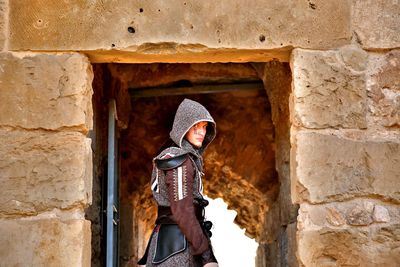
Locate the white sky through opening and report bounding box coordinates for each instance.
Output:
[205,196,258,267]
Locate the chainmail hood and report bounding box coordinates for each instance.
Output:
[169,98,216,155]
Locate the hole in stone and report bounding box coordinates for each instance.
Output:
[139,8,143,13]
[111,43,115,47]
[127,27,135,33]
[259,35,266,42]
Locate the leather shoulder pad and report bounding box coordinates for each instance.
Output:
[155,153,189,170]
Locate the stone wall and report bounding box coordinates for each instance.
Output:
[0,52,93,266]
[0,0,399,266]
[291,47,400,266]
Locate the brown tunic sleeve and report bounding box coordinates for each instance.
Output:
[164,157,209,255]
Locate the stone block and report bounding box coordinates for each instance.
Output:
[0,218,91,267]
[291,47,368,129]
[352,0,400,49]
[0,129,92,215]
[298,224,400,267]
[291,131,400,203]
[367,50,400,128]
[298,200,400,230]
[0,52,93,132]
[0,1,6,51]
[9,0,350,53]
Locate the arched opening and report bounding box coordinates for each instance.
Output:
[89,62,297,267]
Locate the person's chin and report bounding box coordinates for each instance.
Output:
[194,142,203,148]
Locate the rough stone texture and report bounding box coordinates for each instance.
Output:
[298,200,400,229]
[352,0,400,49]
[257,61,298,266]
[373,205,390,223]
[0,129,92,216]
[367,50,400,128]
[291,130,400,204]
[298,224,400,267]
[260,62,298,225]
[0,0,6,51]
[346,205,373,226]
[291,47,368,129]
[298,200,400,266]
[0,52,93,132]
[0,218,91,267]
[9,1,350,58]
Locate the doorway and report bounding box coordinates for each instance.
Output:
[89,62,296,267]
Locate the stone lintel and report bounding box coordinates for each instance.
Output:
[85,47,291,63]
[9,0,351,52]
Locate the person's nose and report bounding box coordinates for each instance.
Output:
[197,128,206,137]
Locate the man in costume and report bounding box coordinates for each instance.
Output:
[138,99,218,267]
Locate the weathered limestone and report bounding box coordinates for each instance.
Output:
[352,0,400,49]
[9,1,350,61]
[297,200,400,266]
[0,52,93,132]
[298,200,400,228]
[367,50,400,128]
[291,47,368,129]
[0,129,92,216]
[298,224,400,267]
[0,0,6,51]
[0,218,91,267]
[291,130,400,204]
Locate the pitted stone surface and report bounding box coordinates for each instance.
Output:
[9,0,351,53]
[0,129,92,215]
[0,52,93,132]
[291,48,367,129]
[352,0,400,49]
[0,218,91,267]
[291,131,400,203]
[367,50,400,128]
